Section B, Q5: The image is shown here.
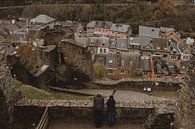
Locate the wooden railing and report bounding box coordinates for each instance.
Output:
[36,107,49,129]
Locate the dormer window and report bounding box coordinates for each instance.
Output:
[156,47,160,50]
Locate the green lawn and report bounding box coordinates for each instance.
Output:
[13,80,92,100]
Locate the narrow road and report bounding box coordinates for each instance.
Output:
[48,121,145,129]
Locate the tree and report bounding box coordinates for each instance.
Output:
[93,63,106,79]
[154,0,176,19]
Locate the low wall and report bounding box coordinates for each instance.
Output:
[14,105,175,128]
[48,107,153,124]
[13,107,44,129]
[94,79,182,90]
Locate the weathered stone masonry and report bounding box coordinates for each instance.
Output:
[175,46,195,129]
[0,56,21,129]
[15,98,176,128]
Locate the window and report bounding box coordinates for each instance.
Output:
[104,49,107,53]
[130,61,133,68]
[156,47,160,50]
[170,56,177,60]
[122,60,125,67]
[109,60,113,64]
[108,69,113,74]
[163,54,168,57]
[121,69,125,73]
[100,48,102,53]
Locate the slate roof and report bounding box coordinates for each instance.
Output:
[75,34,89,47]
[110,24,130,33]
[160,27,175,33]
[4,33,27,43]
[87,21,130,33]
[34,64,50,77]
[139,26,177,39]
[16,21,26,28]
[86,21,96,28]
[139,26,160,38]
[31,14,56,24]
[42,45,56,53]
[151,38,169,51]
[129,36,152,49]
[87,21,113,29]
[4,24,20,34]
[178,40,190,53]
[89,37,110,47]
[116,39,128,49]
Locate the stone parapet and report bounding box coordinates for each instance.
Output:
[94,78,182,90]
[15,98,176,112]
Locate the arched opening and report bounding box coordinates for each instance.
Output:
[0,89,9,129]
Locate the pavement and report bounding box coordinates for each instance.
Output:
[74,89,178,103]
[48,121,145,129]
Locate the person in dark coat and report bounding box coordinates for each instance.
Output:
[106,95,116,127]
[93,93,104,128]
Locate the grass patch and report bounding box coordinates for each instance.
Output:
[13,80,92,100]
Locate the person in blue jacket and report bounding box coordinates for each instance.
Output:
[106,95,116,127]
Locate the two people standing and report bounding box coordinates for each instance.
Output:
[93,93,116,128]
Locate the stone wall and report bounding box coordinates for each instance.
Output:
[174,83,195,129]
[13,107,44,129]
[174,46,195,129]
[94,79,181,90]
[0,54,21,129]
[15,97,176,126]
[15,98,176,128]
[48,107,152,124]
[59,39,93,82]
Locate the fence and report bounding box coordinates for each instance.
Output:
[36,107,49,129]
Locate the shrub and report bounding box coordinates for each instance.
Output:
[93,63,106,79]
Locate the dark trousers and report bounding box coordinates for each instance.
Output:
[94,110,104,128]
[107,112,116,126]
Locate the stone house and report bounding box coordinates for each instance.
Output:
[37,45,58,67]
[30,14,62,30]
[59,39,93,81]
[75,25,189,79]
[177,38,193,62]
[128,34,183,78]
[86,21,132,39]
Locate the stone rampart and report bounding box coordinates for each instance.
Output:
[0,55,21,129]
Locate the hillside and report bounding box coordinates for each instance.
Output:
[0,1,194,37]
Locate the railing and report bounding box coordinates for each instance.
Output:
[36,107,49,129]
